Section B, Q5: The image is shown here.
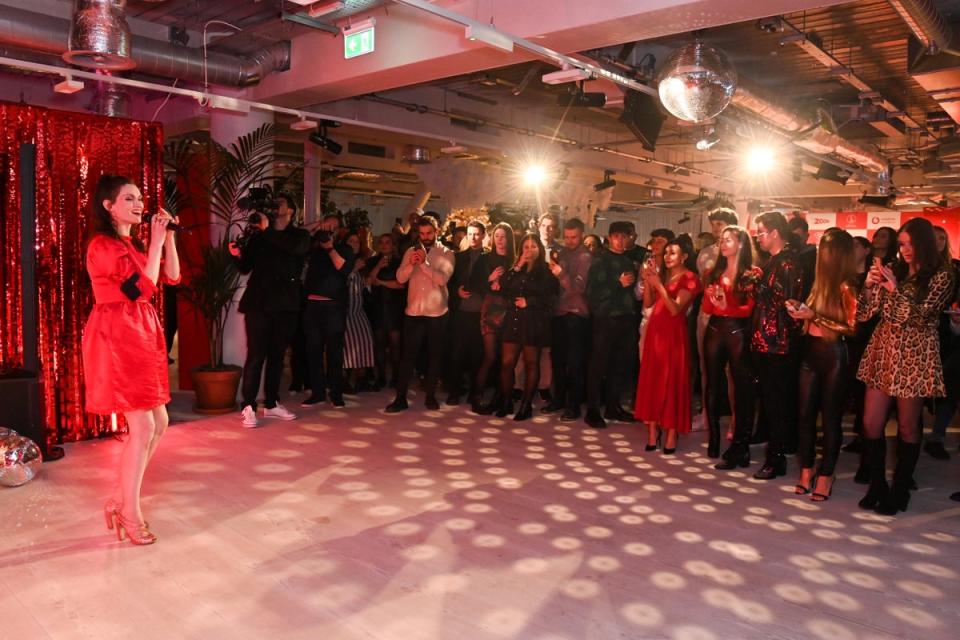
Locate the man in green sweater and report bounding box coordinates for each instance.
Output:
[584,221,640,429]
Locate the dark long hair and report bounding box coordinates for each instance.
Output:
[491,222,516,264]
[667,236,698,273]
[704,225,754,300]
[88,174,144,251]
[515,233,547,271]
[872,226,898,264]
[894,217,945,302]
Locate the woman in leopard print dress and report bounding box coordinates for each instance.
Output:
[856,217,955,516]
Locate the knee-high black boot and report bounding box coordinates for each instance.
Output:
[707,414,721,459]
[858,437,890,510]
[877,440,921,515]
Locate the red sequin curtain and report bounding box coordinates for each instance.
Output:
[0,102,165,445]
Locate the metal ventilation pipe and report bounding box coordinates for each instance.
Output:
[731,83,890,181]
[887,0,958,55]
[63,1,135,71]
[0,5,289,87]
[94,81,131,117]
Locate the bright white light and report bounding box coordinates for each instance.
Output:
[744,146,776,173]
[523,164,547,186]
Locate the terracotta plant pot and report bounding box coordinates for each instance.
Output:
[191,365,242,414]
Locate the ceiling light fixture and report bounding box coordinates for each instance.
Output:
[542,67,592,85]
[465,25,514,53]
[54,75,84,94]
[696,128,720,151]
[290,116,317,131]
[524,163,548,187]
[307,1,346,17]
[594,170,616,191]
[744,145,776,173]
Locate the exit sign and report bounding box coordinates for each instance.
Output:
[344,25,375,59]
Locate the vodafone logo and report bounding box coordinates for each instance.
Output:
[871,216,881,225]
[845,215,858,225]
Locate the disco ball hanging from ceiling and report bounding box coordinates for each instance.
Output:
[656,42,737,124]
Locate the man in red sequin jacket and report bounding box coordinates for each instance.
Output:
[751,211,805,481]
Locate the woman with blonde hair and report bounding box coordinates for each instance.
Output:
[787,229,858,501]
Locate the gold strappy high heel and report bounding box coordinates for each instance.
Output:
[116,515,157,546]
[103,499,121,531]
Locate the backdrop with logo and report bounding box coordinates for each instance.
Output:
[747,208,960,255]
[0,102,166,446]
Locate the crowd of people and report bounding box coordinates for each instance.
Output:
[227,199,960,517]
[82,173,960,545]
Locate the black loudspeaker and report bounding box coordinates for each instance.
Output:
[3,143,63,460]
[619,89,666,151]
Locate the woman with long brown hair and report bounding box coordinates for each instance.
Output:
[701,226,759,465]
[857,217,954,515]
[83,174,180,545]
[787,229,858,501]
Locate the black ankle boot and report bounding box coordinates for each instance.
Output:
[753,453,787,480]
[877,440,920,515]
[715,442,750,470]
[858,437,890,510]
[478,393,500,416]
[469,393,483,414]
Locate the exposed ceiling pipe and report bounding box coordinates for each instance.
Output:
[63,0,134,71]
[0,5,289,87]
[887,0,960,56]
[360,93,734,183]
[731,83,891,182]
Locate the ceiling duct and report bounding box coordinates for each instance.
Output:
[63,1,134,71]
[730,83,890,181]
[0,5,289,87]
[94,81,130,117]
[887,0,957,55]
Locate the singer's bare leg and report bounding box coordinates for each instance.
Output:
[147,405,169,462]
[117,409,156,524]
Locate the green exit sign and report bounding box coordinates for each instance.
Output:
[344,25,375,59]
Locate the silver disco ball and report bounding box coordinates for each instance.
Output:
[657,42,737,123]
[0,432,42,487]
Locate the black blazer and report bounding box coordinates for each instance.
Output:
[236,225,311,313]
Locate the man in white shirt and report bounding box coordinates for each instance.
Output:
[386,215,455,412]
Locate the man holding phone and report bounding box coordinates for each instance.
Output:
[386,215,455,412]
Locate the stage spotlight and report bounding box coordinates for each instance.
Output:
[593,170,616,191]
[744,146,775,173]
[309,130,343,155]
[524,164,547,187]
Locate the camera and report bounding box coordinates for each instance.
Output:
[233,187,281,251]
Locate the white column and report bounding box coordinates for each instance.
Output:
[303,142,324,226]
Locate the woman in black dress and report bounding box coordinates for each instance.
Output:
[473,223,515,414]
[495,233,560,421]
[366,233,406,389]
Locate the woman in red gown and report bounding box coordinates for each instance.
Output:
[634,238,701,454]
[82,174,180,545]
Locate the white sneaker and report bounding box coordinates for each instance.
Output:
[241,405,261,428]
[262,403,297,421]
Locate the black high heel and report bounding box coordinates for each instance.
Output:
[662,431,678,455]
[645,431,661,452]
[495,400,514,418]
[513,402,533,421]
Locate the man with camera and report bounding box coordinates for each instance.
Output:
[301,213,354,408]
[229,194,311,428]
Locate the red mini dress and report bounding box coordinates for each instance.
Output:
[82,235,178,414]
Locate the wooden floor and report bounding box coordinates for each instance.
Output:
[2,389,959,640]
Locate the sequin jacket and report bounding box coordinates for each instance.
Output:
[750,248,805,355]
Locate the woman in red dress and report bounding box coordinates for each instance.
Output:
[83,174,180,545]
[634,238,701,454]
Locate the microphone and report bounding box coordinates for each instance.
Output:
[141,213,184,233]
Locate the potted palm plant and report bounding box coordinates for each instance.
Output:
[165,123,278,413]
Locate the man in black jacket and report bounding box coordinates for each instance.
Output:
[445,220,487,406]
[230,194,311,428]
[301,213,355,408]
